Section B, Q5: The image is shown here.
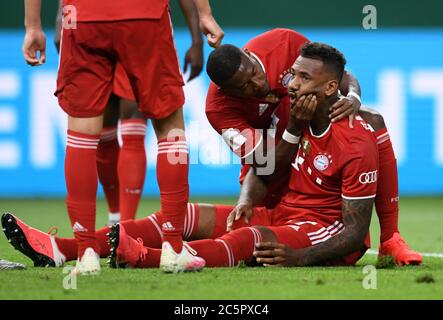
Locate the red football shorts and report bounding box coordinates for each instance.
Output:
[113,63,135,102]
[55,8,185,119]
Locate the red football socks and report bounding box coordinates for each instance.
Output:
[55,204,201,261]
[137,226,262,268]
[65,130,100,257]
[96,126,120,217]
[156,136,189,253]
[374,128,400,242]
[118,119,147,221]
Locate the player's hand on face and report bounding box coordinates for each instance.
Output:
[199,15,224,48]
[22,29,47,66]
[253,242,301,267]
[184,42,203,82]
[226,203,253,232]
[287,94,317,135]
[291,94,317,120]
[330,95,361,128]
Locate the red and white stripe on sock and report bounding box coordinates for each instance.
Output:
[67,131,100,150]
[99,126,118,143]
[147,203,200,243]
[120,119,147,137]
[157,136,189,253]
[119,119,147,221]
[65,130,101,256]
[136,226,264,268]
[211,227,263,267]
[157,137,188,158]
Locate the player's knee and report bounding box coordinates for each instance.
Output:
[193,204,217,240]
[253,226,277,243]
[359,107,386,131]
[152,108,185,140]
[68,115,104,135]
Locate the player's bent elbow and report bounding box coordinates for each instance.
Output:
[359,107,386,131]
[347,228,369,252]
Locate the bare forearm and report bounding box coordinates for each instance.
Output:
[339,70,361,97]
[56,0,63,24]
[25,0,42,30]
[295,228,366,266]
[238,169,268,206]
[258,139,298,184]
[179,0,203,45]
[290,198,373,266]
[192,0,212,17]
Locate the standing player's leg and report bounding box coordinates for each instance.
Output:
[113,63,148,221]
[55,23,116,275]
[97,95,121,226]
[65,115,103,274]
[118,99,147,221]
[151,107,200,271]
[114,12,203,272]
[360,107,422,265]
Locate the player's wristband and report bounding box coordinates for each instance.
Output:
[282,130,301,144]
[347,91,361,104]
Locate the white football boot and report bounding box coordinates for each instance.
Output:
[160,241,205,273]
[73,247,101,275]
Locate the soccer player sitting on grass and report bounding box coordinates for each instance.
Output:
[3,43,402,268]
[204,30,422,265]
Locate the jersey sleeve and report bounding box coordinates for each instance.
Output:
[206,85,263,163]
[341,136,379,200]
[245,28,309,54]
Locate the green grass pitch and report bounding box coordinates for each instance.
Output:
[0,197,441,300]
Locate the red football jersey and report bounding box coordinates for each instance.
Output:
[63,0,168,22]
[277,116,379,227]
[206,29,309,207]
[206,28,309,162]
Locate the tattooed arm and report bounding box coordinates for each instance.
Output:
[254,197,374,266]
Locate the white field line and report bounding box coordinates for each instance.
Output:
[366,249,443,258]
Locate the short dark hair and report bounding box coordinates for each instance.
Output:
[206,44,243,86]
[300,42,346,81]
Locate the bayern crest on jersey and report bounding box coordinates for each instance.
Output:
[279,69,294,88]
[313,154,330,171]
